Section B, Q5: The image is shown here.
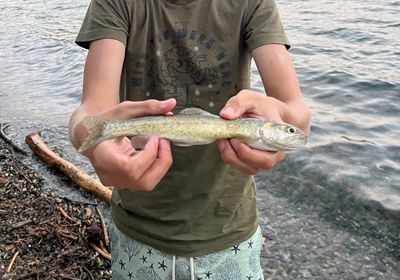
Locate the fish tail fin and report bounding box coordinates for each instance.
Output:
[78,116,107,153]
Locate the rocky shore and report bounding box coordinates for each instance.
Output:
[0,139,111,279]
[1,133,399,279]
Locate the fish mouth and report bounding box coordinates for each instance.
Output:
[261,139,289,151]
[262,136,308,151]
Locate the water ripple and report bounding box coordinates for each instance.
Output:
[0,0,399,248]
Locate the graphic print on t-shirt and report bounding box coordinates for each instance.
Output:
[129,26,235,112]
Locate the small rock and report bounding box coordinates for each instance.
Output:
[301,270,312,278]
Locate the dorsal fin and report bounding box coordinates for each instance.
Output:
[178,108,216,116]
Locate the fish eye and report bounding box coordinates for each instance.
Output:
[287,127,296,134]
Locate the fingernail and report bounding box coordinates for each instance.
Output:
[162,98,175,104]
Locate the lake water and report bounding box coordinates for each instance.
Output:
[1,0,399,279]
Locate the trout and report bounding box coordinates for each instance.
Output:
[79,108,307,153]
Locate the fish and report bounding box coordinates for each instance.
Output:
[78,108,308,153]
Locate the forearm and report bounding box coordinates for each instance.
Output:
[69,39,125,150]
[252,44,311,134]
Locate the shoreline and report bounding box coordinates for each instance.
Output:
[1,130,399,279]
[0,139,111,279]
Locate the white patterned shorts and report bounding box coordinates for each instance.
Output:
[110,223,265,280]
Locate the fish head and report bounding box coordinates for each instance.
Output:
[256,122,308,151]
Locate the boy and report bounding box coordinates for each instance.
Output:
[69,0,311,279]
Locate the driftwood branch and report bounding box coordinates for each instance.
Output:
[0,123,31,156]
[25,132,112,203]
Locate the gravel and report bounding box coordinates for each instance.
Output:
[258,189,400,280]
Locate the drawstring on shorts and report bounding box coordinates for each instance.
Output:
[171,255,195,280]
[189,257,195,280]
[172,255,176,279]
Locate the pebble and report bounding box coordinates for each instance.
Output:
[301,270,312,278]
[259,191,400,279]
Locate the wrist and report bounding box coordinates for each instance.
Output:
[266,96,287,121]
[68,109,89,151]
[277,98,311,134]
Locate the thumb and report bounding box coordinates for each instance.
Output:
[219,95,246,120]
[146,98,177,115]
[137,98,177,116]
[102,98,177,120]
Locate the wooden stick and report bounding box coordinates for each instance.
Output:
[85,208,93,220]
[82,266,95,280]
[6,251,19,273]
[90,243,111,260]
[58,207,75,223]
[99,241,109,255]
[95,206,110,247]
[15,270,46,280]
[57,229,78,241]
[25,132,112,203]
[0,123,31,156]
[11,219,31,229]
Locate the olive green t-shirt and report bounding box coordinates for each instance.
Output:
[76,0,289,256]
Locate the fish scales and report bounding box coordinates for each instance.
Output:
[102,115,261,141]
[79,108,307,152]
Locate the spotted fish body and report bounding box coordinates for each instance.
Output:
[78,108,307,153]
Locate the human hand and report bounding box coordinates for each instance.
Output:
[216,90,285,175]
[82,99,176,191]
